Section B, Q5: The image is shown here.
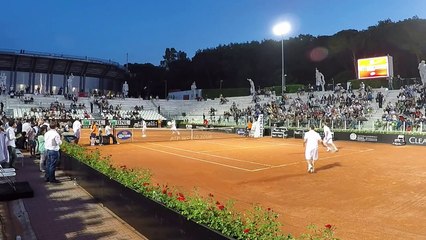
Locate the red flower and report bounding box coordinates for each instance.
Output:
[244,228,250,233]
[142,182,149,187]
[267,208,271,211]
[208,193,214,197]
[177,196,186,202]
[167,192,173,197]
[217,204,225,210]
[162,189,167,194]
[325,224,332,229]
[177,193,184,198]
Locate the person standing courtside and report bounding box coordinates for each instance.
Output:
[5,119,19,168]
[72,118,82,144]
[90,122,99,146]
[37,125,47,172]
[303,125,324,173]
[44,121,62,183]
[104,122,118,144]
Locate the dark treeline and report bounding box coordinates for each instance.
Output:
[128,17,426,98]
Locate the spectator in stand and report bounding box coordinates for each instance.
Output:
[376,92,384,108]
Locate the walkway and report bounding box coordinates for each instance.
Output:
[5,154,148,240]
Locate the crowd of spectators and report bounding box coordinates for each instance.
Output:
[377,84,426,131]
[216,86,376,130]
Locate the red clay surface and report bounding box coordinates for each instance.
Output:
[81,129,426,240]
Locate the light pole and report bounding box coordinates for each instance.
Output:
[273,22,291,96]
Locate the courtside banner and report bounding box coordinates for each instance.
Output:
[236,128,246,135]
[333,132,426,146]
[110,119,131,127]
[117,130,132,140]
[82,119,106,128]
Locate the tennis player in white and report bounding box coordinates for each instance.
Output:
[323,122,338,152]
[170,120,180,135]
[141,119,147,137]
[303,125,324,173]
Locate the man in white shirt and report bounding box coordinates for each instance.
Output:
[72,118,82,144]
[104,122,118,144]
[44,121,62,183]
[323,122,338,152]
[21,119,32,149]
[5,120,18,168]
[141,119,147,138]
[170,120,180,135]
[303,125,324,173]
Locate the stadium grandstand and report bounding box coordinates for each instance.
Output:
[0,49,128,95]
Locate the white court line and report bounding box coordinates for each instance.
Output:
[250,148,375,172]
[130,142,375,173]
[130,144,253,172]
[147,142,272,167]
[251,161,302,172]
[199,142,293,153]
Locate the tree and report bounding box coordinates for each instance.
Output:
[160,48,178,69]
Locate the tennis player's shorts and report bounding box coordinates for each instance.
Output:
[305,147,318,161]
[323,138,333,144]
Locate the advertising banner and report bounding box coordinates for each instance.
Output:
[334,132,426,146]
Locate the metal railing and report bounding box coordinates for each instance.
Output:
[176,113,426,134]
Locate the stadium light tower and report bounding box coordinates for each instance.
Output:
[273,22,291,95]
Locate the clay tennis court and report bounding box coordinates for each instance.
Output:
[81,128,426,240]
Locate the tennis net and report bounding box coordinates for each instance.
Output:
[114,127,243,143]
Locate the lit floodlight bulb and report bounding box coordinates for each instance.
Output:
[273,22,291,36]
